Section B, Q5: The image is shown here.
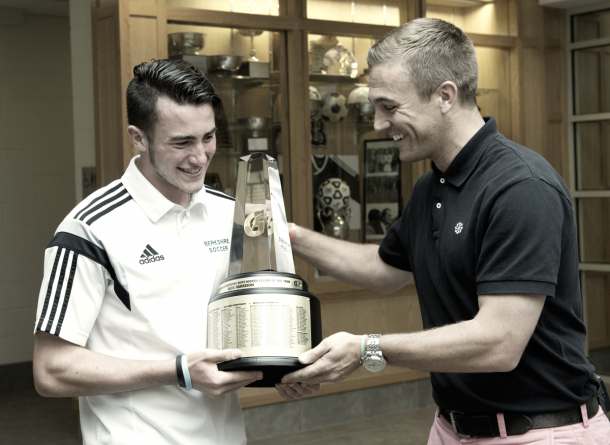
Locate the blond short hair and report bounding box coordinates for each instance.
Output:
[367,18,478,107]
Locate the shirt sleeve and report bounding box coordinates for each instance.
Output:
[476,178,572,297]
[378,201,412,272]
[34,234,109,347]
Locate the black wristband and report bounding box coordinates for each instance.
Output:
[176,354,186,388]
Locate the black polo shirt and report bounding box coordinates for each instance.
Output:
[379,117,597,413]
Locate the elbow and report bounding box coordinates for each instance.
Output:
[492,354,521,373]
[33,360,64,397]
[486,344,524,373]
[34,372,57,397]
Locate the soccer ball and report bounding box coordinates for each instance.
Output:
[317,178,351,211]
[321,92,348,122]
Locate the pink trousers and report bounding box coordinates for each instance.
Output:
[428,404,610,444]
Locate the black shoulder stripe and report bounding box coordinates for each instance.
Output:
[78,187,129,223]
[44,249,72,333]
[85,195,133,226]
[48,232,131,311]
[54,253,79,336]
[74,182,124,220]
[37,247,64,331]
[205,186,235,202]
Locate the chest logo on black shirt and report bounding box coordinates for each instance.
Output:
[455,222,464,234]
[139,244,165,265]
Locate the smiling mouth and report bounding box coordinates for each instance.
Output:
[393,134,406,141]
[178,167,201,174]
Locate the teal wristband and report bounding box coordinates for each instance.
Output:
[360,334,367,363]
[181,355,193,390]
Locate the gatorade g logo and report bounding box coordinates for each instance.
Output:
[244,209,274,237]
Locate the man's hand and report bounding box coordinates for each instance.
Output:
[186,349,262,398]
[280,332,361,385]
[275,382,321,401]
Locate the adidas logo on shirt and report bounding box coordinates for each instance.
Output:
[139,244,165,265]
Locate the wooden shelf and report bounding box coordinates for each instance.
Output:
[427,0,493,7]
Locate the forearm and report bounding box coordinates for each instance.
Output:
[34,332,175,397]
[382,321,517,373]
[382,294,545,373]
[290,224,412,293]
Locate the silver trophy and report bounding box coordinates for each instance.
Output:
[207,153,322,387]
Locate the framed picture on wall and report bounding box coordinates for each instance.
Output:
[363,139,401,244]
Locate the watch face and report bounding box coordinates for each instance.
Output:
[363,356,386,372]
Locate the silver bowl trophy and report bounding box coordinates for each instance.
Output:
[207,153,322,387]
[167,32,209,74]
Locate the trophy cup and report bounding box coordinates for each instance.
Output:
[236,29,270,78]
[207,153,322,387]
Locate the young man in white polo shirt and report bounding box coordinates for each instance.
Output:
[31,59,302,444]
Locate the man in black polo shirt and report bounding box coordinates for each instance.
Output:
[277,18,610,443]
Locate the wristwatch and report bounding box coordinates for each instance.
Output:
[361,334,387,372]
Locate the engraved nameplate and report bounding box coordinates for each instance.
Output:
[207,293,312,357]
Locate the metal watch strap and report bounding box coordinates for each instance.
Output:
[366,334,381,357]
[362,334,386,372]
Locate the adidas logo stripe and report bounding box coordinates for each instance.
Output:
[139,244,164,264]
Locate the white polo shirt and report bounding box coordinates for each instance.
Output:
[34,156,245,445]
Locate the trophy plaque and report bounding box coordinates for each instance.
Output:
[207,153,322,387]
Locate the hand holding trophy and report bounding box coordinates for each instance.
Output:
[207,153,322,387]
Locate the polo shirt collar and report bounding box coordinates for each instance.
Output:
[432,116,499,188]
[122,155,206,223]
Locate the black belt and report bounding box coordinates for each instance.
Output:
[440,396,599,438]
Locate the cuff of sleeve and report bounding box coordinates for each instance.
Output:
[477,280,556,298]
[35,326,89,347]
[378,249,412,272]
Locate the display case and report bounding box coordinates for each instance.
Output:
[91,0,567,407]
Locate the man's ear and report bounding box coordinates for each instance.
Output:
[127,125,148,154]
[437,81,458,115]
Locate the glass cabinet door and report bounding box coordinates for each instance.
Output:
[306,30,398,280]
[166,23,286,198]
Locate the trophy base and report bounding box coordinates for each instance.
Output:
[218,357,304,387]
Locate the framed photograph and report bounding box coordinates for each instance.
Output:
[364,139,401,244]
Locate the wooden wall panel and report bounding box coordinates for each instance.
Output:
[94,16,124,185]
[580,198,610,264]
[476,47,512,139]
[522,47,543,152]
[584,271,610,350]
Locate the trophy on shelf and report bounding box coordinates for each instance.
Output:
[167,32,208,73]
[316,178,352,240]
[237,29,270,78]
[237,116,269,152]
[207,153,322,387]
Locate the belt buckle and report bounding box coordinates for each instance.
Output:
[449,412,471,439]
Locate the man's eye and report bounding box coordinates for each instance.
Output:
[385,106,396,112]
[175,141,189,147]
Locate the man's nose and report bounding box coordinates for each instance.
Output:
[189,143,210,165]
[373,113,390,132]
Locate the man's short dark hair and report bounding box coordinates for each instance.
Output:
[126,59,222,141]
